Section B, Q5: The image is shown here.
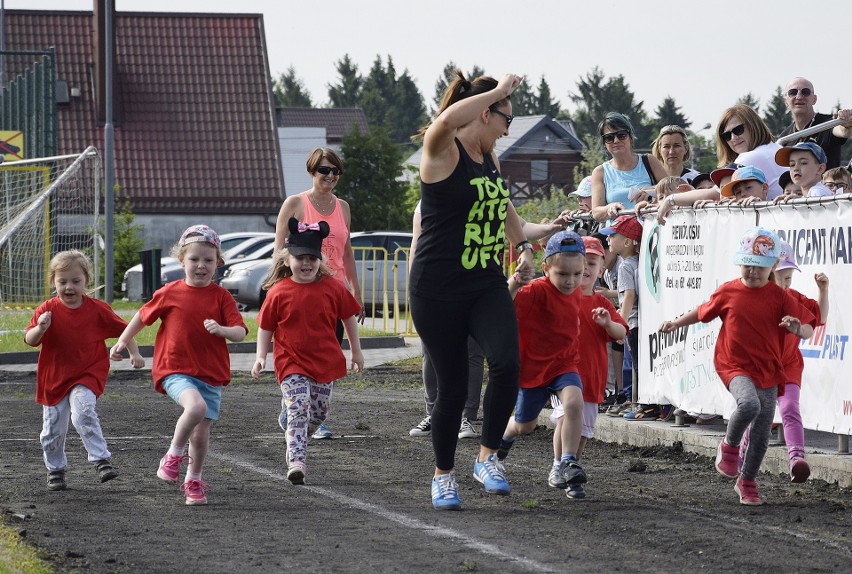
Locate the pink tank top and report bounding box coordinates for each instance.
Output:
[300,191,349,283]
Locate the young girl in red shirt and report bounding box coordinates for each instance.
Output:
[111,225,247,506]
[26,250,144,491]
[252,218,363,485]
[660,227,814,505]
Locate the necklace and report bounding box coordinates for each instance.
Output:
[310,191,335,213]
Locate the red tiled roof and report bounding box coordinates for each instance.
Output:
[276,108,369,142]
[4,10,283,214]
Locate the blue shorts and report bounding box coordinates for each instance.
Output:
[162,374,222,421]
[513,372,582,423]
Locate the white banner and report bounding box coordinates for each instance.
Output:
[637,200,852,435]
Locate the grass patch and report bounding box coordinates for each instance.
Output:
[521,499,540,510]
[0,520,53,574]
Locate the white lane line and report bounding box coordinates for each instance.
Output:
[211,449,561,574]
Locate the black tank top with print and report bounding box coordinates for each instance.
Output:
[410,138,510,301]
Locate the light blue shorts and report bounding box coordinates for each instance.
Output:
[514,372,582,423]
[162,374,222,420]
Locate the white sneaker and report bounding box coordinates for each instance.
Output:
[458,417,479,439]
[409,415,431,437]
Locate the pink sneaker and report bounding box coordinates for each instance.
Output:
[157,453,190,483]
[180,479,209,505]
[734,476,763,505]
[790,457,811,483]
[715,440,740,478]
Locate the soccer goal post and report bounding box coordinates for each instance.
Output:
[0,147,100,336]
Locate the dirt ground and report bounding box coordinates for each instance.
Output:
[1,365,851,574]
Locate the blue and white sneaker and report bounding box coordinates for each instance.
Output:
[473,453,511,495]
[431,471,461,510]
[312,423,333,440]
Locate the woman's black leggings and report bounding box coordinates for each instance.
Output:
[410,287,520,471]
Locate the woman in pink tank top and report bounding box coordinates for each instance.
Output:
[274,147,363,317]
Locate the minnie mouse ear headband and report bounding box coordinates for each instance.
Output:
[179,225,221,249]
[286,217,330,258]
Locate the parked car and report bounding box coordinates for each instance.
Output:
[122,232,274,300]
[221,231,413,314]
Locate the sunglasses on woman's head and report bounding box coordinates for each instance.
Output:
[316,166,342,176]
[721,124,746,142]
[602,130,630,144]
[786,88,812,98]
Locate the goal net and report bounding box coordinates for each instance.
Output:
[0,147,100,337]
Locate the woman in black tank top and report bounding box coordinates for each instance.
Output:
[410,70,532,510]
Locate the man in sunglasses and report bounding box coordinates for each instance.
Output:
[778,77,852,169]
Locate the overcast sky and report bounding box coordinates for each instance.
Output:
[6,0,851,133]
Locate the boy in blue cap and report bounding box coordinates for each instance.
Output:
[774,142,830,197]
[497,230,590,496]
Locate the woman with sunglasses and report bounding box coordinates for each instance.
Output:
[590,112,667,222]
[274,147,365,437]
[651,125,700,183]
[410,70,534,510]
[715,104,786,199]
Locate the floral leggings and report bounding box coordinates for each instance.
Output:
[279,374,332,470]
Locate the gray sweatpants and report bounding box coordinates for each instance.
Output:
[725,376,778,481]
[40,385,112,472]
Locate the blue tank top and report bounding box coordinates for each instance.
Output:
[602,155,654,209]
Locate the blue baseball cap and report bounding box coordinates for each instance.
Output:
[721,166,767,198]
[545,230,586,260]
[734,226,781,268]
[775,141,827,167]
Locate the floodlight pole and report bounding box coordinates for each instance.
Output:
[103,1,115,301]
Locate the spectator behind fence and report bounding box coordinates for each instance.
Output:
[738,241,827,484]
[562,176,599,236]
[690,172,714,190]
[822,167,850,194]
[651,125,700,182]
[778,170,803,198]
[590,112,667,221]
[600,216,658,419]
[720,166,770,207]
[775,142,831,198]
[716,104,787,200]
[778,77,852,169]
[659,227,814,505]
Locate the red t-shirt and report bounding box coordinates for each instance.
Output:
[514,277,582,389]
[27,296,128,406]
[257,275,362,383]
[577,292,628,403]
[697,279,814,391]
[782,289,822,385]
[140,281,247,393]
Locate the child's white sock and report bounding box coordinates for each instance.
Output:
[560,453,577,463]
[185,470,202,482]
[167,444,184,456]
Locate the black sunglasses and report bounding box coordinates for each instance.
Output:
[316,166,342,176]
[721,124,746,142]
[602,130,630,144]
[787,87,812,98]
[489,107,514,128]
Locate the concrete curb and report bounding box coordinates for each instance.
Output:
[0,336,405,365]
[539,410,852,488]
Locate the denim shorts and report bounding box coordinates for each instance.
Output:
[162,373,222,420]
[514,372,582,423]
